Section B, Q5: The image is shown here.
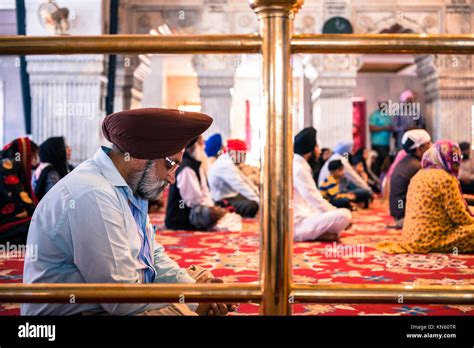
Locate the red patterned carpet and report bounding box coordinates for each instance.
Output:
[0,199,473,316]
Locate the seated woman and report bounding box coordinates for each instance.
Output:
[378,140,474,253]
[0,137,39,244]
[32,136,72,200]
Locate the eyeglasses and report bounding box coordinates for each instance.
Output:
[165,157,179,175]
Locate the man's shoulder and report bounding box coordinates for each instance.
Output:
[392,155,420,178]
[293,154,307,171]
[209,156,233,173]
[369,111,380,121]
[399,154,421,168]
[56,158,118,200]
[38,159,116,201]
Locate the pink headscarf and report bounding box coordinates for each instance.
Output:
[421,140,472,215]
[421,140,462,177]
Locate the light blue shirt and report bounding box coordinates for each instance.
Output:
[21,147,195,316]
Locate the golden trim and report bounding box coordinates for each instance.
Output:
[1,34,474,55]
[292,284,474,304]
[254,0,294,316]
[0,34,261,55]
[0,283,472,304]
[292,34,474,54]
[0,284,262,303]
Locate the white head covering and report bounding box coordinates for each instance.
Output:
[402,129,431,151]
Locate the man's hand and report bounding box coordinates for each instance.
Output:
[196,278,238,316]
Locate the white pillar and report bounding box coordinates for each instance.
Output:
[192,55,237,139]
[25,0,107,164]
[141,55,165,108]
[114,55,137,112]
[416,54,474,143]
[191,0,236,139]
[304,54,359,149]
[27,56,107,165]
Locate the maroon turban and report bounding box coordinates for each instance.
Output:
[102,108,213,160]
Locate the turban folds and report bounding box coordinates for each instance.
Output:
[205,134,223,157]
[102,108,212,160]
[333,141,354,155]
[227,139,247,152]
[294,127,317,155]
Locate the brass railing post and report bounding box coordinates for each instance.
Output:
[250,0,302,316]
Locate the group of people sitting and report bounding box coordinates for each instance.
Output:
[3,123,473,255]
[295,122,473,254]
[0,136,72,244]
[381,129,474,253]
[0,128,262,243]
[0,106,472,317]
[165,134,260,232]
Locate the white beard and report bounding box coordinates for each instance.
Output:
[130,161,168,201]
[191,143,209,173]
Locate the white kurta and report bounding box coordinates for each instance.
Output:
[176,167,214,208]
[207,153,260,203]
[293,154,352,241]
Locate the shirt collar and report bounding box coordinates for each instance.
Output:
[93,147,149,214]
[294,153,311,170]
[294,153,306,163]
[93,146,129,189]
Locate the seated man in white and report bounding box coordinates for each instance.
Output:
[208,139,259,218]
[293,127,352,241]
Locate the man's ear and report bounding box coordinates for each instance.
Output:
[127,156,148,171]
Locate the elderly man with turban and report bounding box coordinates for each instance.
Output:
[318,141,372,208]
[293,127,352,241]
[22,108,236,316]
[204,133,223,166]
[208,139,259,218]
[165,135,228,231]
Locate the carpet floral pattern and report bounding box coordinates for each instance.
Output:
[1,200,472,316]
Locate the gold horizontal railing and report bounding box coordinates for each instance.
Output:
[0,34,262,55]
[0,284,262,303]
[292,284,474,304]
[1,34,474,55]
[291,33,474,54]
[0,283,472,304]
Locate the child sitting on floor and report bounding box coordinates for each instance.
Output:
[320,160,357,209]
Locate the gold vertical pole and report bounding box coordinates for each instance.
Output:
[250,0,302,316]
